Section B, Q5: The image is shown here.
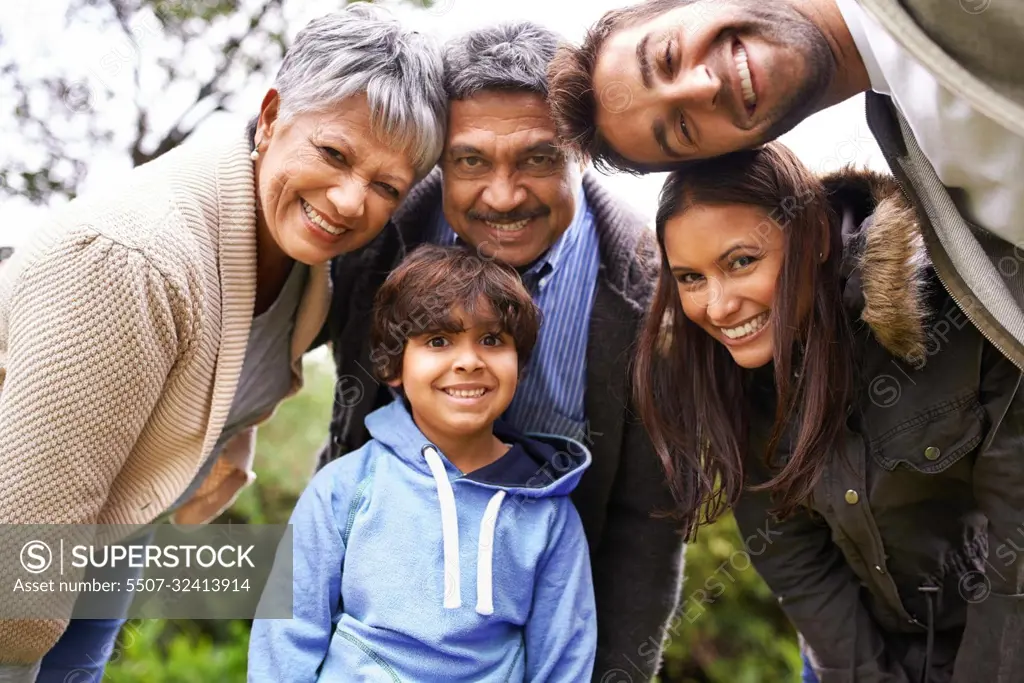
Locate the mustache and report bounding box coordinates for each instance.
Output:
[468,207,550,223]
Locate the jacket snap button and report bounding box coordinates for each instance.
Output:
[844,489,859,505]
[875,565,885,575]
[924,446,940,460]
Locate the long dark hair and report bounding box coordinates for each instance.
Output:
[634,143,855,538]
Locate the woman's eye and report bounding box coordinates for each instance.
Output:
[458,157,483,168]
[731,255,756,270]
[525,155,554,168]
[664,41,674,74]
[675,272,704,287]
[376,182,400,199]
[320,147,346,164]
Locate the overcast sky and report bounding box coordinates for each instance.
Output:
[0,0,887,247]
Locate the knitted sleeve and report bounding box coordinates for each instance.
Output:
[0,232,183,663]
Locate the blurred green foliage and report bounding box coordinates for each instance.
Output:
[104,353,800,682]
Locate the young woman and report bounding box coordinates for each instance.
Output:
[634,142,1024,683]
[0,5,445,680]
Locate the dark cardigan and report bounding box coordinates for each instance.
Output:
[319,169,685,681]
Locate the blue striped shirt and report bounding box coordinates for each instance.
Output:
[429,186,599,442]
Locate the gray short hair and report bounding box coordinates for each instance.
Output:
[443,22,563,101]
[273,4,446,176]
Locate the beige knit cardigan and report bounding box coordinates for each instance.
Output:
[0,129,330,662]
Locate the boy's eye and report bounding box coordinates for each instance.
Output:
[481,333,503,347]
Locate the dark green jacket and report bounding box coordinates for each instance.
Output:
[734,170,1024,683]
[320,169,685,682]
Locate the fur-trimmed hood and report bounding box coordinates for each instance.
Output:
[823,167,932,361]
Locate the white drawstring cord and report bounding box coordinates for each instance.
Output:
[475,490,506,616]
[423,446,462,609]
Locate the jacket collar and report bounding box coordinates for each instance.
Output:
[823,167,930,361]
[581,173,658,313]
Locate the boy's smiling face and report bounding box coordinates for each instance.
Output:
[390,305,519,445]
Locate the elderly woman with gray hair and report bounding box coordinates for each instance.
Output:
[0,5,445,680]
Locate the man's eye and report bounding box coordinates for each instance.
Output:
[524,155,557,172]
[678,112,693,145]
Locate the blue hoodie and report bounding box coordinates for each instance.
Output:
[248,399,596,682]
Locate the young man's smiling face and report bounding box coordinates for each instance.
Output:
[590,0,835,167]
[440,90,583,267]
[391,306,519,444]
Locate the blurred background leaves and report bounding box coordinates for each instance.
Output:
[1,0,287,203]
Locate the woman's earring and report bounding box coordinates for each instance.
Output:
[250,148,260,161]
[818,251,824,261]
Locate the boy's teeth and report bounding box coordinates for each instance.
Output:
[734,44,756,108]
[722,312,768,340]
[445,388,486,398]
[485,219,529,232]
[303,199,347,235]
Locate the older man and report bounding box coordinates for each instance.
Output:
[548,0,1024,380]
[321,21,685,681]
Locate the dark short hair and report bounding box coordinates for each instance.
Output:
[443,21,562,101]
[370,244,541,383]
[547,0,700,175]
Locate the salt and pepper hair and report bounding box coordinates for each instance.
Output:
[443,21,563,101]
[272,4,447,176]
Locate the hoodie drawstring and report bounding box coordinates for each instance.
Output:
[475,490,506,616]
[918,584,939,683]
[424,447,462,609]
[423,446,505,615]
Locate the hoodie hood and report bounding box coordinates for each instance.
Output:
[823,167,933,361]
[363,398,592,618]
[364,397,591,498]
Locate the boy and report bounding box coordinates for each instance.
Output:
[248,245,596,682]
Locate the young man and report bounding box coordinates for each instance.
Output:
[548,0,1024,377]
[251,245,596,682]
[322,22,685,681]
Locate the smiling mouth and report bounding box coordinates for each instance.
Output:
[483,219,530,233]
[721,311,769,340]
[441,387,490,399]
[732,39,757,115]
[302,199,348,236]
